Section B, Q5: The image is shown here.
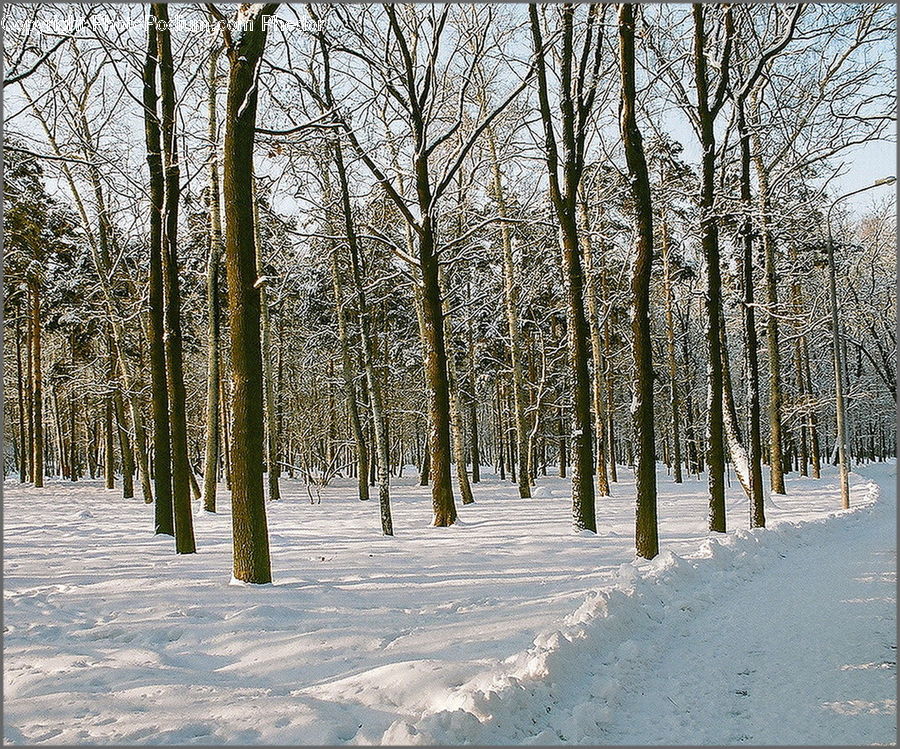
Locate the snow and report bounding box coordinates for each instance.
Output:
[3,461,895,744]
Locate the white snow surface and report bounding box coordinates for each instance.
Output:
[3,462,895,745]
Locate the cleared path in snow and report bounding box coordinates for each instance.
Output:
[599,463,896,745]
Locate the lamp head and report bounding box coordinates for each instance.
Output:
[874,176,896,186]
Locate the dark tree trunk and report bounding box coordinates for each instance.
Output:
[737,98,765,528]
[155,4,196,553]
[333,142,393,534]
[529,3,597,532]
[692,3,730,532]
[220,4,278,583]
[30,283,44,488]
[15,315,28,484]
[143,14,174,536]
[202,43,223,514]
[619,3,659,558]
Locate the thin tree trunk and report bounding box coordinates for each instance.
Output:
[15,315,28,483]
[439,267,475,506]
[202,43,223,514]
[580,195,611,495]
[252,176,281,502]
[333,143,393,533]
[325,164,369,501]
[487,127,531,498]
[30,283,44,488]
[692,4,729,532]
[749,89,786,495]
[466,282,481,484]
[660,216,683,484]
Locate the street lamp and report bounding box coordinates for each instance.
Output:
[825,175,896,509]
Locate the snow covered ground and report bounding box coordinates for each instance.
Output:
[3,461,895,745]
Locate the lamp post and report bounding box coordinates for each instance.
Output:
[825,175,896,509]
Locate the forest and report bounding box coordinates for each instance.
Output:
[3,3,896,577]
[3,3,897,745]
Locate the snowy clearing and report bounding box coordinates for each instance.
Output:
[3,462,895,745]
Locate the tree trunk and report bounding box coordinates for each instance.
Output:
[439,268,475,506]
[580,195,611,495]
[487,128,531,498]
[220,3,278,583]
[466,286,481,484]
[15,315,28,483]
[749,89,786,495]
[155,4,195,553]
[30,283,44,488]
[333,142,392,533]
[202,43,223,514]
[660,217,683,484]
[737,97,765,527]
[619,2,659,558]
[143,14,174,536]
[529,4,596,532]
[325,163,369,501]
[113,383,135,499]
[252,177,281,502]
[692,4,727,532]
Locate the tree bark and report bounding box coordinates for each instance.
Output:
[202,43,223,514]
[333,142,392,533]
[143,14,174,535]
[737,96,765,527]
[30,283,44,488]
[692,3,729,532]
[220,3,278,583]
[155,4,195,553]
[619,2,659,558]
[252,176,281,502]
[748,89,786,495]
[487,128,532,498]
[529,4,596,532]
[580,195,611,495]
[660,217,683,484]
[324,165,369,502]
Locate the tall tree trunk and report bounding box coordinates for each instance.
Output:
[530,4,596,532]
[324,164,369,501]
[15,315,28,483]
[660,217,683,484]
[737,97,765,527]
[30,283,44,488]
[466,283,481,484]
[252,177,281,502]
[333,143,393,534]
[25,317,35,483]
[487,128,531,498]
[802,334,822,478]
[439,268,475,506]
[104,392,115,490]
[580,195,611,495]
[113,383,135,499]
[142,15,174,535]
[619,2,659,558]
[692,3,729,532]
[749,89,786,495]
[155,4,195,553]
[202,43,223,514]
[220,3,278,583]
